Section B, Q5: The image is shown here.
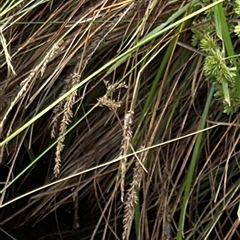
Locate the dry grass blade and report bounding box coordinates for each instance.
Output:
[0,1,239,240]
[0,31,16,77]
[122,146,146,240]
[0,70,36,134]
[54,70,80,177]
[120,110,134,202]
[50,0,147,176]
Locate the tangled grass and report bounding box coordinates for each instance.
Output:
[0,0,240,239]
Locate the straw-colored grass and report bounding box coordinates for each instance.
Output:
[0,0,240,239]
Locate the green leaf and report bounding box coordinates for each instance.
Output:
[222,80,231,106]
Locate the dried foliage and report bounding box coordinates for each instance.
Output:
[120,110,134,202]
[0,0,240,240]
[122,146,146,240]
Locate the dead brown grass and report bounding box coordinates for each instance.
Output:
[0,1,240,240]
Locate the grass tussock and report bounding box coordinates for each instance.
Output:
[0,0,240,239]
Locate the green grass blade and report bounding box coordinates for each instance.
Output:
[0,0,224,148]
[176,85,215,240]
[0,105,97,194]
[213,3,240,97]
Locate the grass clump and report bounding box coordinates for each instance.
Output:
[192,0,240,114]
[0,0,240,240]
